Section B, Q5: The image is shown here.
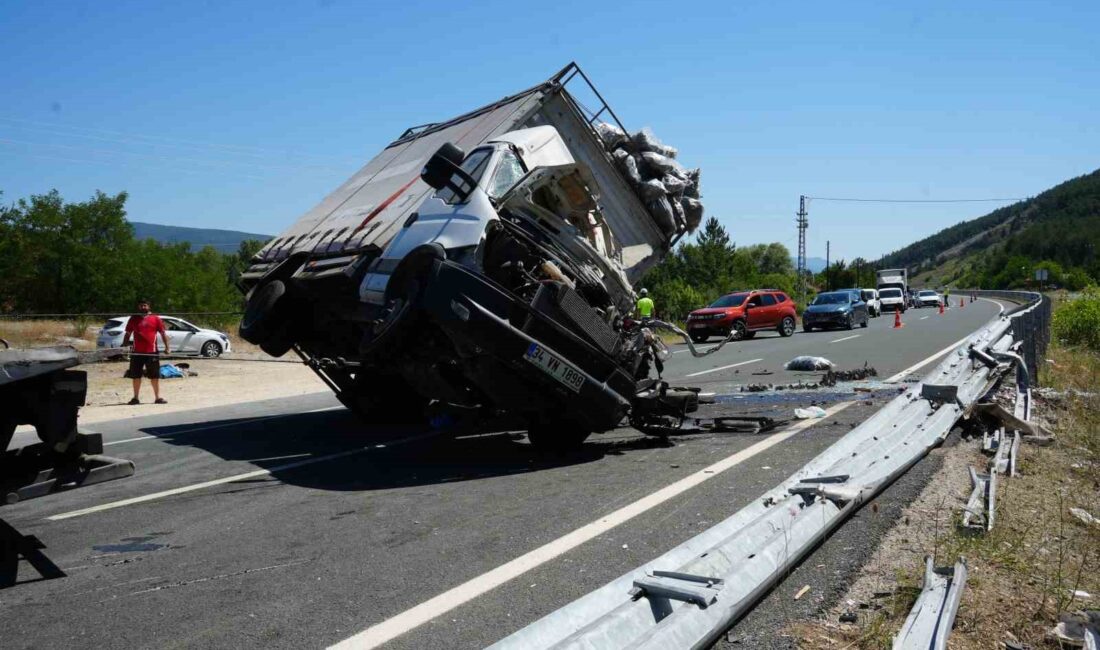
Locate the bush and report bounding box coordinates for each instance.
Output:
[1052,288,1100,350]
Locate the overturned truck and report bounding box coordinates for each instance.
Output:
[238,63,707,448]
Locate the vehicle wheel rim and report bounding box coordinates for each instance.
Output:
[782,318,794,336]
[732,323,745,341]
[203,343,218,357]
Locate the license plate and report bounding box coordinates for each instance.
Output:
[524,343,585,393]
[689,322,705,329]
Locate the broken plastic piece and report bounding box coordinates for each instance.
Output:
[794,406,827,419]
[786,356,835,371]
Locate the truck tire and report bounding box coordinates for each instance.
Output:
[527,418,590,451]
[240,279,288,345]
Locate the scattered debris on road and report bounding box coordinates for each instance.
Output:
[785,356,835,371]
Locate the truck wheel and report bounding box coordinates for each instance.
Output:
[0,415,15,454]
[527,419,590,451]
[240,279,286,343]
[778,316,796,337]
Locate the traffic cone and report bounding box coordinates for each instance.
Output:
[893,306,904,329]
[938,301,945,315]
[959,297,965,309]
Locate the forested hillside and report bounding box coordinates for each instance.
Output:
[0,190,264,316]
[879,168,1100,289]
[131,221,271,251]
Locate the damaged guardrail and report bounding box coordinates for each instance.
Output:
[891,557,968,650]
[490,291,1048,650]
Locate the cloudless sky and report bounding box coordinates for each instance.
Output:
[1,0,1097,261]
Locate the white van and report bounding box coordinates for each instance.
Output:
[861,288,881,317]
[878,287,907,313]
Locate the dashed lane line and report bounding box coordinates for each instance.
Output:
[682,358,762,378]
[829,334,861,344]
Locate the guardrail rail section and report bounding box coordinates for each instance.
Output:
[491,291,1049,650]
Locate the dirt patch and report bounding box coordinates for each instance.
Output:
[75,354,327,425]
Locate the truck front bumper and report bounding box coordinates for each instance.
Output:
[377,259,632,432]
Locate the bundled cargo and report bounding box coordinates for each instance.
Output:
[596,123,705,235]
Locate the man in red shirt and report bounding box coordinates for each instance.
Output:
[122,299,171,405]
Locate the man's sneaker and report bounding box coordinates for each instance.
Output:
[154,398,167,404]
[127,397,140,405]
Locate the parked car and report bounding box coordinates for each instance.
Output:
[686,289,798,343]
[97,316,231,357]
[915,290,943,308]
[801,290,869,332]
[879,287,907,313]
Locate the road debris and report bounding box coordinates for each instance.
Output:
[794,406,827,419]
[1070,507,1100,527]
[785,356,835,371]
[820,364,879,385]
[1047,610,1100,648]
[794,585,811,600]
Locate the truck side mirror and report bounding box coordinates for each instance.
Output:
[421,142,475,201]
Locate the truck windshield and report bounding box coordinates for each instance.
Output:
[880,289,902,298]
[436,148,493,203]
[487,150,526,199]
[709,293,748,308]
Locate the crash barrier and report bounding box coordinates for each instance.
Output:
[490,291,1048,650]
[891,557,968,650]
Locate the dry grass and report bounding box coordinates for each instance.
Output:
[0,318,98,349]
[791,339,1100,649]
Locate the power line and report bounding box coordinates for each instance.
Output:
[806,196,1026,203]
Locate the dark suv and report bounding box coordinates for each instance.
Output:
[686,289,798,343]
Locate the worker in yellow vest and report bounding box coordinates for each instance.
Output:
[636,288,655,320]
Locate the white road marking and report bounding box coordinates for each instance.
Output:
[100,406,344,447]
[920,316,929,320]
[829,335,861,344]
[885,298,1007,383]
[683,358,762,378]
[327,402,854,650]
[46,428,433,521]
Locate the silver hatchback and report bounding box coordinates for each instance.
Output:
[97,316,232,357]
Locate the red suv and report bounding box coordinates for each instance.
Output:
[686,289,798,343]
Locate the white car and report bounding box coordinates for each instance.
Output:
[878,287,907,313]
[915,290,943,308]
[860,288,882,317]
[97,315,232,357]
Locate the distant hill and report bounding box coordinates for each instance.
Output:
[878,168,1100,289]
[130,221,271,252]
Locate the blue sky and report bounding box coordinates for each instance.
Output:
[1,0,1097,261]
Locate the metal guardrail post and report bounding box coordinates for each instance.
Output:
[891,556,968,650]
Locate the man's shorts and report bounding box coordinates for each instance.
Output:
[125,354,160,379]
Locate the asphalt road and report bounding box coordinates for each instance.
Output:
[0,299,1002,649]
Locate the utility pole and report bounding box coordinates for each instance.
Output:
[826,240,831,291]
[797,196,808,306]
